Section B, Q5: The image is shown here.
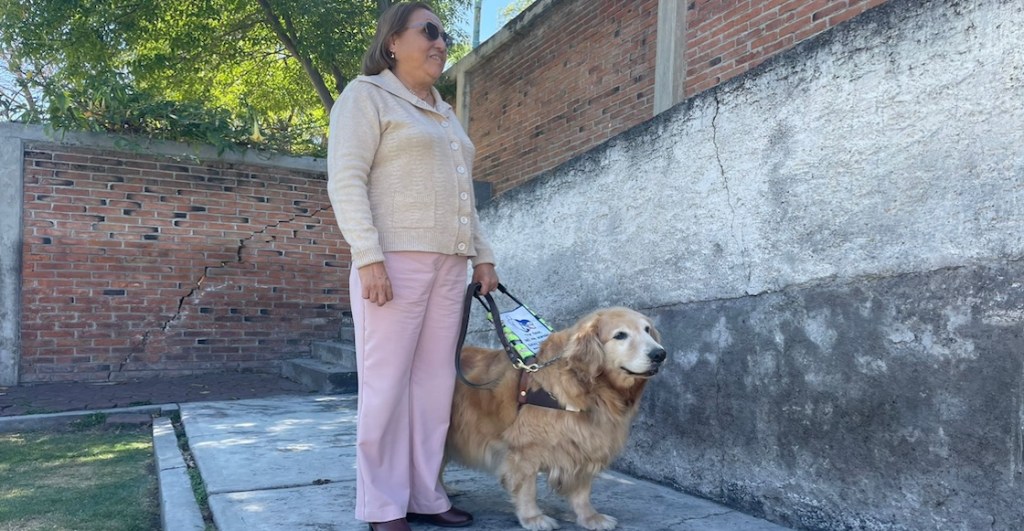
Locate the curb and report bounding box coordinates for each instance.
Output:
[0,403,178,433]
[153,417,206,531]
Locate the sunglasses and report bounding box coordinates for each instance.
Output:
[408,21,453,48]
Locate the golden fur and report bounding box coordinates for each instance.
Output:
[446,307,667,530]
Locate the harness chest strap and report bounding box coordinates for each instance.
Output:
[518,370,581,413]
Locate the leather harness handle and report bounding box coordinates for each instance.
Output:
[455,282,531,388]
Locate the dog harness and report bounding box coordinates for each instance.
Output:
[456,283,580,412]
[517,371,581,412]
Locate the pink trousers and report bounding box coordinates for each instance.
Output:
[350,251,468,522]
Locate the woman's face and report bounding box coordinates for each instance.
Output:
[391,8,448,85]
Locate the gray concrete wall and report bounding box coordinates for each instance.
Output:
[471,0,1024,528]
[0,131,23,386]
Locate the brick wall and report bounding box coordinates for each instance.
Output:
[685,0,890,95]
[20,143,349,382]
[468,0,659,195]
[461,0,891,195]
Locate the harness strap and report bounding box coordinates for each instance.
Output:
[478,283,537,369]
[518,370,581,412]
[454,283,571,412]
[455,282,499,388]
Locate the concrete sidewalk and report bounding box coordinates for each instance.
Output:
[162,394,790,531]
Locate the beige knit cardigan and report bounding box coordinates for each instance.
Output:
[327,69,496,270]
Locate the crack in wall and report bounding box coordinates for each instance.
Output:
[711,92,754,292]
[115,206,330,378]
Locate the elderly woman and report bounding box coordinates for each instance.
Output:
[327,2,499,531]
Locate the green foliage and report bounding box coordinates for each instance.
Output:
[0,0,472,156]
[499,0,534,24]
[42,70,318,155]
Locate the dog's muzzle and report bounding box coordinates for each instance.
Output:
[624,347,667,377]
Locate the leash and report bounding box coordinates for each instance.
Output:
[454,282,581,413]
[455,282,560,388]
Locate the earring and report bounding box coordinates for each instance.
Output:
[388,50,395,60]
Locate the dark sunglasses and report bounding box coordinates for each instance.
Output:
[408,21,453,48]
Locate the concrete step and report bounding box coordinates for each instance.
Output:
[339,315,355,343]
[311,340,356,369]
[281,358,357,395]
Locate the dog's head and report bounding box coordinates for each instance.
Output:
[563,307,667,383]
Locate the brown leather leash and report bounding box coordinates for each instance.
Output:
[455,282,578,412]
[455,282,525,388]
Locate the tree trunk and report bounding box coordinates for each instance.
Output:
[331,64,348,96]
[256,0,335,112]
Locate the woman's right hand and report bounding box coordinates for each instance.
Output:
[358,262,393,306]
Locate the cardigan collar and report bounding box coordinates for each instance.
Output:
[357,69,452,115]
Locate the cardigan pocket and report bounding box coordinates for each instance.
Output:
[391,188,436,228]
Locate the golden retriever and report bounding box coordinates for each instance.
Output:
[446,307,667,530]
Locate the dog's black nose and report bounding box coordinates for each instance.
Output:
[648,348,667,363]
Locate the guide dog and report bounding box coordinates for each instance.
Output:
[447,307,667,530]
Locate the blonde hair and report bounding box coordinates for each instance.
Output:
[362,2,435,75]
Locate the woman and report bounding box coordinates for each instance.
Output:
[327,2,499,530]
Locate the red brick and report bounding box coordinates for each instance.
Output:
[20,143,350,383]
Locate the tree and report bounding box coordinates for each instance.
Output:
[499,0,533,24]
[0,0,471,155]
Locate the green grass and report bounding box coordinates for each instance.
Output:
[0,424,160,531]
[169,412,214,528]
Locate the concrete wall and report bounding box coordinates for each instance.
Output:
[0,130,24,385]
[469,0,1024,528]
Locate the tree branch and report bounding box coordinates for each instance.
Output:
[330,64,347,95]
[255,0,335,111]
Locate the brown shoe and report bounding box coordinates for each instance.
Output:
[407,506,474,527]
[368,518,411,531]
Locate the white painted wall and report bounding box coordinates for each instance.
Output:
[469,0,1024,528]
[476,0,1024,326]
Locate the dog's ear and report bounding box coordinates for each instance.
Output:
[564,313,604,382]
[537,326,568,362]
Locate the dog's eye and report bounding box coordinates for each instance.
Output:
[613,332,628,340]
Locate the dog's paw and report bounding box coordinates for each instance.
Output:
[577,513,617,530]
[518,513,561,530]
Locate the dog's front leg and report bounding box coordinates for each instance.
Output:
[567,475,617,530]
[503,466,559,530]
